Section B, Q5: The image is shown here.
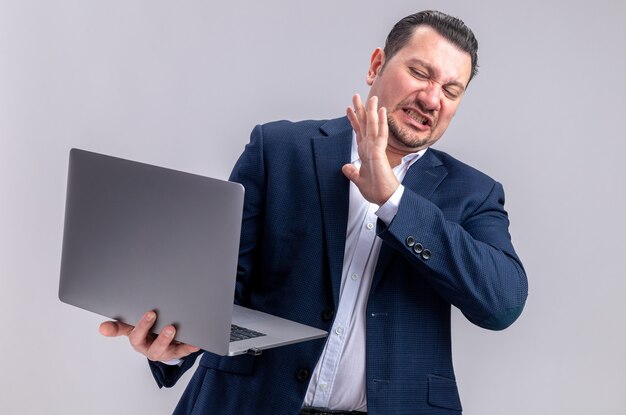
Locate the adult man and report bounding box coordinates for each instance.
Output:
[100,10,527,414]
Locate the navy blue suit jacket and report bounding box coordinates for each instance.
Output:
[150,117,528,414]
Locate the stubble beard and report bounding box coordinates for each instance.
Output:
[387,112,433,152]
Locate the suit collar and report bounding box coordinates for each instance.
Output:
[319,116,353,137]
[401,147,446,197]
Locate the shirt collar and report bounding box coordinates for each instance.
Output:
[351,130,427,167]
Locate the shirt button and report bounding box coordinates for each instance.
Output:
[366,222,374,230]
[351,273,358,281]
[320,383,329,391]
[335,326,343,335]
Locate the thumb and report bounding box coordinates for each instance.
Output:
[342,163,360,184]
[99,320,133,337]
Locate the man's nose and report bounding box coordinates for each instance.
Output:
[418,82,442,111]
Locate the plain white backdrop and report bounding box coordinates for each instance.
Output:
[1,0,625,414]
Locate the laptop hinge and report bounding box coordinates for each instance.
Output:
[247,347,262,356]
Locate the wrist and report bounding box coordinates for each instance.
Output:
[375,181,400,206]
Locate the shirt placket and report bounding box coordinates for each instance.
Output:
[310,202,378,407]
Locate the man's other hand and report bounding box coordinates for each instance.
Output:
[342,94,400,206]
[99,311,200,362]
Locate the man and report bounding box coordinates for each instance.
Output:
[100,10,527,414]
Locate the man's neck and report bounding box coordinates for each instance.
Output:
[386,150,404,168]
[386,146,428,169]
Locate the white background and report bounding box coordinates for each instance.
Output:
[1,0,625,414]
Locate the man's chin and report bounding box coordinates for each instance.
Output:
[388,128,432,152]
[388,119,434,150]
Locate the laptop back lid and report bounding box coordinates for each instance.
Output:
[59,149,243,355]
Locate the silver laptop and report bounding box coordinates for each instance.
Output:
[59,148,327,356]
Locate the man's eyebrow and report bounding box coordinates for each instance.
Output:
[407,58,467,91]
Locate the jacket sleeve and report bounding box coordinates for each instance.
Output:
[228,124,267,305]
[377,181,528,330]
[148,350,203,388]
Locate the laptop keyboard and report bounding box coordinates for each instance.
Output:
[230,324,267,342]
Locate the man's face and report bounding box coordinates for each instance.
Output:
[367,25,472,154]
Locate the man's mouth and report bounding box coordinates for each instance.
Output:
[403,108,430,126]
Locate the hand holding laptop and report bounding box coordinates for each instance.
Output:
[99,310,200,362]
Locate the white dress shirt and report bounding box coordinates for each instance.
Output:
[303,133,425,411]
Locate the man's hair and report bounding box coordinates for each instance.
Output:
[383,10,479,83]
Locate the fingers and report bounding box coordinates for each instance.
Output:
[366,95,379,139]
[352,94,365,125]
[145,326,201,362]
[100,310,200,361]
[344,93,395,205]
[99,320,133,337]
[346,106,359,141]
[347,94,364,143]
[347,94,386,143]
[145,325,177,361]
[378,106,388,140]
[174,343,201,357]
[127,311,158,353]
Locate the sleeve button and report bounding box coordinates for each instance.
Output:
[405,236,415,247]
[413,243,424,254]
[421,249,431,260]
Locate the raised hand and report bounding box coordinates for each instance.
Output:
[342,94,400,205]
[99,311,200,362]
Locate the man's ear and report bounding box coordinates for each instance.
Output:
[366,48,385,86]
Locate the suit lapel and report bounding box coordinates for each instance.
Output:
[312,117,352,306]
[399,148,447,198]
[371,149,448,292]
[310,120,450,303]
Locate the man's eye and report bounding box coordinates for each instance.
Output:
[411,69,428,80]
[443,88,461,100]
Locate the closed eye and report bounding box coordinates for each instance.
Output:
[410,68,429,80]
[443,86,462,100]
